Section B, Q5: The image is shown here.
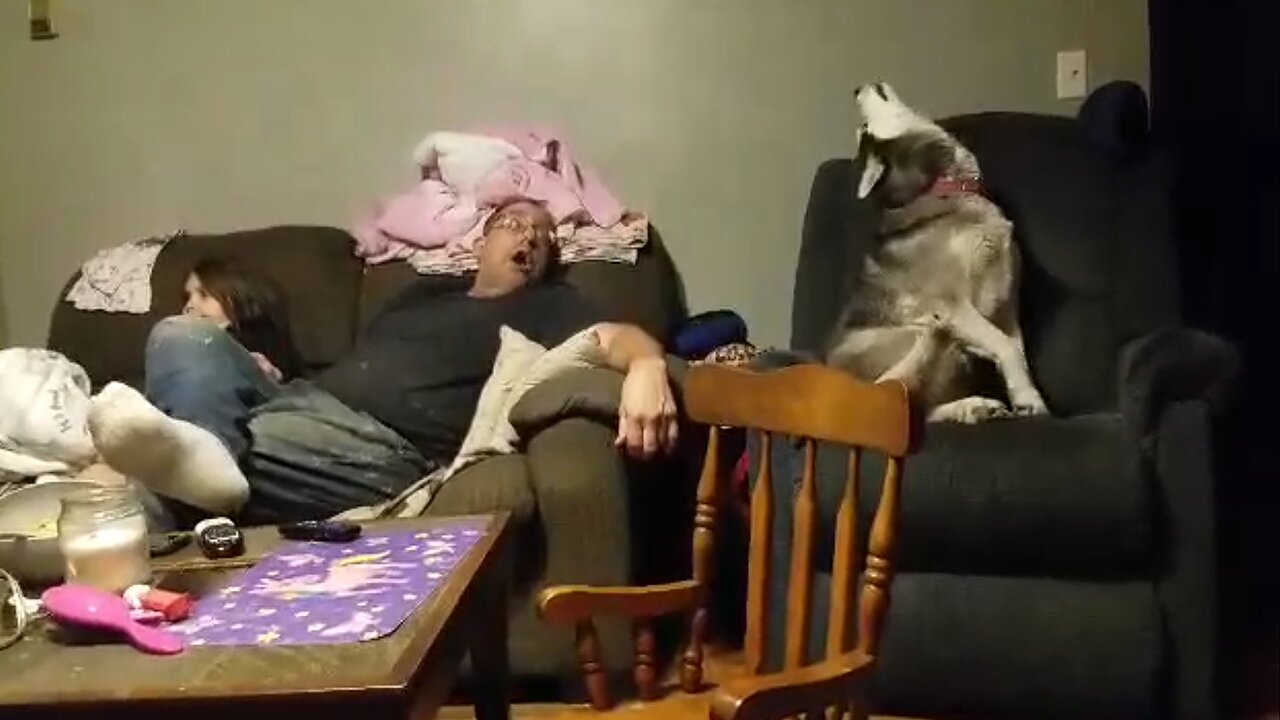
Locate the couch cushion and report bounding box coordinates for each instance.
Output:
[357,262,457,332]
[765,572,1162,720]
[559,226,687,343]
[944,113,1180,416]
[750,412,1154,577]
[48,226,365,389]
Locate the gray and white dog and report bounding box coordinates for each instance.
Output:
[825,82,1049,423]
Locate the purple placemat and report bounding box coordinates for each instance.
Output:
[169,518,487,647]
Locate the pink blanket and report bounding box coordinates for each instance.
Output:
[353,128,642,271]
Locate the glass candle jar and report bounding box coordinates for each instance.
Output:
[57,486,150,593]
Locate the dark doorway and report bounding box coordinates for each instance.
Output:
[1149,0,1279,716]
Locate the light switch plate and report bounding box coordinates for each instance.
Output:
[1056,50,1087,99]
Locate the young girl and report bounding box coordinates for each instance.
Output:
[183,257,302,382]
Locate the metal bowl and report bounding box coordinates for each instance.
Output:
[0,481,102,586]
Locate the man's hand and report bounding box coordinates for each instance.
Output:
[590,322,679,459]
[615,357,678,460]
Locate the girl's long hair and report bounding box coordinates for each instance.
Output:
[190,257,302,381]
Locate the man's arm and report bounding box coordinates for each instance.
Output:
[591,322,679,459]
[592,322,663,372]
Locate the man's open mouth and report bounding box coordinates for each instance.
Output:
[511,248,532,272]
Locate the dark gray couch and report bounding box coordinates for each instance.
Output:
[46,225,690,683]
[760,108,1228,720]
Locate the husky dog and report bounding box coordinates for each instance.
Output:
[825,83,1049,423]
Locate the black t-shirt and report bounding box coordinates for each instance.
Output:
[317,280,607,462]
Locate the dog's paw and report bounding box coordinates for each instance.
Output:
[1010,390,1049,417]
[928,396,1011,424]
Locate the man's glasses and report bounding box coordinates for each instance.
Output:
[488,213,552,242]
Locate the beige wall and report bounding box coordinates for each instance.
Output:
[0,274,7,345]
[0,0,1148,350]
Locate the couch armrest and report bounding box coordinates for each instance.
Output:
[508,356,689,438]
[524,416,636,672]
[1117,327,1238,444]
[525,417,634,588]
[524,412,700,675]
[1152,399,1219,720]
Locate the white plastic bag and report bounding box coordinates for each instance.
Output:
[0,348,97,478]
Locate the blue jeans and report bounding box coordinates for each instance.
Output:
[144,317,434,524]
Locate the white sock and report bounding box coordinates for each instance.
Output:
[88,382,250,515]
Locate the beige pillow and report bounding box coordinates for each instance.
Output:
[446,325,605,478]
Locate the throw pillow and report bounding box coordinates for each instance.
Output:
[446,325,604,478]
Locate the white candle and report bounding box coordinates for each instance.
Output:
[60,518,150,593]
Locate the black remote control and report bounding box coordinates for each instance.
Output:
[148,531,193,558]
[278,520,362,543]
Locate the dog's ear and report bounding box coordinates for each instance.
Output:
[854,127,886,199]
[857,155,886,199]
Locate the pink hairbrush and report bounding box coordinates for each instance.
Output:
[41,584,185,655]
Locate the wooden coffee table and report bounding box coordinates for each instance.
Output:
[0,513,512,720]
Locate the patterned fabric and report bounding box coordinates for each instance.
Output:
[65,231,184,313]
[691,341,768,516]
[693,342,762,367]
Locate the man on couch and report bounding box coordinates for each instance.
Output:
[88,199,678,524]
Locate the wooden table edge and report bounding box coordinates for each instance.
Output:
[0,512,513,711]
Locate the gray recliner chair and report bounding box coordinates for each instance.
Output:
[763,89,1233,720]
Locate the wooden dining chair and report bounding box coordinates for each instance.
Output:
[537,362,914,720]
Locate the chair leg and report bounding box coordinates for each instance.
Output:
[634,621,659,701]
[680,606,708,692]
[575,619,611,710]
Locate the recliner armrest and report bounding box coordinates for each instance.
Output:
[1116,327,1238,443]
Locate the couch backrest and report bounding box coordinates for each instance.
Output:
[48,226,365,391]
[47,225,687,391]
[791,112,1180,416]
